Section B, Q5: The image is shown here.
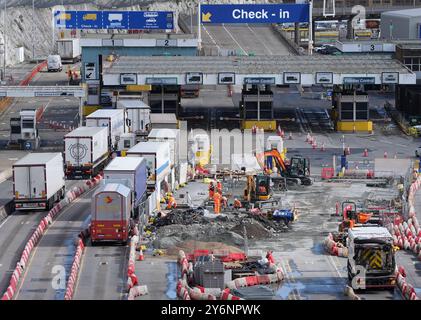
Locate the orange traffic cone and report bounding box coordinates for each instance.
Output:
[138,249,144,261]
[384,151,388,158]
[363,148,368,157]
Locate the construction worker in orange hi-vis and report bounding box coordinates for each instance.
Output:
[233,198,242,209]
[209,181,214,199]
[216,180,222,194]
[266,251,275,264]
[166,194,177,209]
[213,191,221,214]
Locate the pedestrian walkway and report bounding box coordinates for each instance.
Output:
[135,257,178,300]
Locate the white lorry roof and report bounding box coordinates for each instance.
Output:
[150,113,177,124]
[148,128,178,139]
[65,126,108,137]
[96,183,131,197]
[118,100,149,109]
[105,157,144,171]
[86,109,123,119]
[127,141,169,154]
[14,153,62,166]
[348,227,392,240]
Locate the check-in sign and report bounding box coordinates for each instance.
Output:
[201,4,309,24]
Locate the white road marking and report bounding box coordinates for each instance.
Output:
[377,139,409,148]
[222,24,248,56]
[246,24,273,55]
[328,255,345,278]
[202,24,221,51]
[0,217,9,229]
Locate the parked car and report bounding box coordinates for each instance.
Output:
[319,46,341,55]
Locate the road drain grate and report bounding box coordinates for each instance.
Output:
[94,254,121,257]
[22,289,48,293]
[31,278,53,282]
[54,254,73,257]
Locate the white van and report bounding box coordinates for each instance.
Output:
[47,55,62,72]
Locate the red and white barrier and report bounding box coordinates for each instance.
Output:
[396,266,419,300]
[64,238,85,300]
[126,234,149,299]
[220,288,243,300]
[225,271,284,290]
[323,233,348,257]
[1,174,103,300]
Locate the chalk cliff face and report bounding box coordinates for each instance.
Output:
[0,0,270,66]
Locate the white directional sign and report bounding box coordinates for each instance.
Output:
[84,62,97,80]
[0,86,85,97]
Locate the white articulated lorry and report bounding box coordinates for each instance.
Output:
[126,141,171,211]
[13,153,65,211]
[57,38,81,63]
[86,109,125,152]
[148,128,180,190]
[117,99,151,139]
[64,127,109,179]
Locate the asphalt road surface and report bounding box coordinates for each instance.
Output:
[14,186,95,300]
[73,244,128,300]
[0,180,79,294]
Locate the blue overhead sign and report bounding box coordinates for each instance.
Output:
[200,4,310,24]
[54,10,174,30]
[77,11,102,29]
[103,11,129,29]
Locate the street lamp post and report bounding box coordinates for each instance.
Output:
[2,0,6,81]
[32,0,35,60]
[308,0,313,55]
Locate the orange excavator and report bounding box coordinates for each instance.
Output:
[262,148,312,186]
[338,201,380,232]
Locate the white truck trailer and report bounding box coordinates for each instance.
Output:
[117,99,151,138]
[64,127,109,179]
[103,156,148,218]
[13,153,65,211]
[57,38,81,63]
[347,226,396,289]
[126,141,171,211]
[148,128,180,190]
[86,109,125,152]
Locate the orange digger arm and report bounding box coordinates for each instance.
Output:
[264,149,287,172]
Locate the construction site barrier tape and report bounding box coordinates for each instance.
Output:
[1,174,103,301]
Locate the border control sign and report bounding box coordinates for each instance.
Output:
[200,4,310,24]
[54,10,174,30]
